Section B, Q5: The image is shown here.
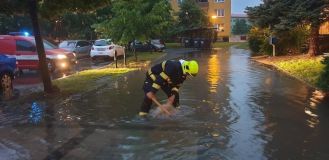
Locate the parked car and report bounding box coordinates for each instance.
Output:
[129,40,156,52]
[90,39,125,60]
[59,40,92,59]
[0,35,77,72]
[0,55,16,100]
[150,39,165,51]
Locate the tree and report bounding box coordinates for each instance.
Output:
[246,0,329,56]
[288,0,329,56]
[174,0,209,34]
[29,0,54,93]
[232,19,251,35]
[93,0,173,60]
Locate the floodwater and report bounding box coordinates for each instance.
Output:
[1,47,329,160]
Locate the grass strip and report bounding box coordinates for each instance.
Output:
[273,57,325,87]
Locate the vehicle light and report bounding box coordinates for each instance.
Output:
[109,46,114,50]
[57,54,67,59]
[60,62,67,68]
[24,32,30,37]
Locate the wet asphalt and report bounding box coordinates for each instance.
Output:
[1,47,329,160]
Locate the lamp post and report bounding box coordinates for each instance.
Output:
[211,15,218,42]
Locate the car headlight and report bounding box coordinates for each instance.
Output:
[57,54,67,59]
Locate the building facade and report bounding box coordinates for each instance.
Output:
[170,0,231,40]
[230,14,250,34]
[320,22,329,35]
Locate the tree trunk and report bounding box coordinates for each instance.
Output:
[29,0,54,93]
[308,25,320,57]
[133,40,137,61]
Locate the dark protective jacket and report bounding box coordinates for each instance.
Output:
[146,60,186,93]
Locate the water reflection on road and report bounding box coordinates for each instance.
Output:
[1,47,329,159]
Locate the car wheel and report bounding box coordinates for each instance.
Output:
[1,73,13,100]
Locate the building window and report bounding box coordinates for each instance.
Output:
[215,0,224,3]
[214,24,219,31]
[214,24,225,32]
[219,24,224,32]
[198,0,208,2]
[215,9,225,17]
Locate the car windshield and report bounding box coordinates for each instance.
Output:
[151,39,161,44]
[30,39,58,50]
[94,39,111,46]
[59,41,76,48]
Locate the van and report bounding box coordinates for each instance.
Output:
[0,35,77,72]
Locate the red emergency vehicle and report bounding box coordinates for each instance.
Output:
[0,35,77,72]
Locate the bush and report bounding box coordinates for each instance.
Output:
[248,27,272,55]
[276,26,310,54]
[248,26,310,56]
[248,35,262,53]
[248,27,264,53]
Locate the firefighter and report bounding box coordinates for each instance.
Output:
[139,59,199,116]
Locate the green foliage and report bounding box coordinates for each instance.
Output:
[248,25,310,55]
[246,0,328,56]
[318,57,329,90]
[170,0,209,36]
[274,57,325,88]
[276,25,310,54]
[0,14,31,34]
[177,0,209,29]
[248,27,272,55]
[38,0,111,19]
[0,0,28,14]
[93,0,173,45]
[60,13,97,39]
[232,19,251,35]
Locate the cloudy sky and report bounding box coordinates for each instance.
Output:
[231,0,262,14]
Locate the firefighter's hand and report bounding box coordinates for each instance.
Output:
[159,104,171,115]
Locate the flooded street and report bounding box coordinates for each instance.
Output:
[1,47,329,160]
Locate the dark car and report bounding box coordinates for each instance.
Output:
[0,55,16,100]
[129,40,156,52]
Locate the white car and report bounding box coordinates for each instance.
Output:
[90,39,125,60]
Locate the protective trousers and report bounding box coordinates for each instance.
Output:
[140,80,179,113]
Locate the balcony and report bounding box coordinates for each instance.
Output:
[197,0,209,8]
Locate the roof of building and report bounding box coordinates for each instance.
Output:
[231,14,248,18]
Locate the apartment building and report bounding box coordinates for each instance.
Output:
[170,0,231,40]
[320,22,329,35]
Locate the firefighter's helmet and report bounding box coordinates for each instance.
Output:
[182,60,199,76]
